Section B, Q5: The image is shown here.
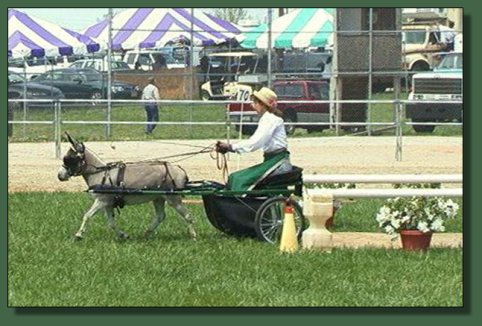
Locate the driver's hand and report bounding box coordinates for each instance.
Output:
[216,141,233,154]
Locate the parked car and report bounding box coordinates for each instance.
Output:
[31,68,141,103]
[69,59,131,72]
[229,79,330,135]
[124,49,186,70]
[405,51,463,133]
[8,70,65,106]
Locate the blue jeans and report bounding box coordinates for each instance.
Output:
[144,104,159,133]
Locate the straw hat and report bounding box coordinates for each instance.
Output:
[252,87,277,109]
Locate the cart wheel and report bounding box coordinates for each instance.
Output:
[254,197,305,244]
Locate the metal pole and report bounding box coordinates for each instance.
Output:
[367,8,373,136]
[267,8,273,88]
[189,8,194,138]
[106,8,113,138]
[22,59,27,138]
[395,100,403,161]
[54,101,61,159]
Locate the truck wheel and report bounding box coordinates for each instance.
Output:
[412,120,435,133]
[307,126,325,133]
[283,113,296,135]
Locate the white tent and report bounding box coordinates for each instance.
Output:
[239,8,334,49]
[83,8,242,50]
[8,9,101,58]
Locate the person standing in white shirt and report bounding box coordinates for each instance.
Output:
[439,21,457,52]
[142,76,160,134]
[216,87,292,191]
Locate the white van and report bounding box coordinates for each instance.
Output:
[69,58,131,72]
[124,50,186,70]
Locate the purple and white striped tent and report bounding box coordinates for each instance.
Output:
[83,8,242,50]
[8,9,101,58]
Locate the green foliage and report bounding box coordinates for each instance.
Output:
[375,183,460,235]
[8,192,462,307]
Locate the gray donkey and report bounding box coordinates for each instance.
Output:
[57,133,196,240]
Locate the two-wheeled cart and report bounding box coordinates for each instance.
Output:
[90,166,305,244]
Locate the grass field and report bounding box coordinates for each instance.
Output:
[9,92,462,142]
[8,192,463,307]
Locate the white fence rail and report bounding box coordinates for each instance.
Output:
[303,174,462,184]
[303,174,463,198]
[304,188,462,198]
[7,98,462,161]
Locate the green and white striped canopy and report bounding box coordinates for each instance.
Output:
[239,8,334,49]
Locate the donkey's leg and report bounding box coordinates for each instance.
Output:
[104,206,129,240]
[75,198,105,240]
[166,195,196,239]
[144,197,166,238]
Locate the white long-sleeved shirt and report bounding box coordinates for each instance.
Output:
[142,84,160,101]
[232,111,288,154]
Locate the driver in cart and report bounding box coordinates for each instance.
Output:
[216,87,292,191]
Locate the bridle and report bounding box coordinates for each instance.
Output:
[62,143,87,177]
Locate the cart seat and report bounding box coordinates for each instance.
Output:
[254,165,303,195]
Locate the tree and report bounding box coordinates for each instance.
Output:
[212,8,249,25]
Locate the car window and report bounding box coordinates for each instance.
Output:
[8,73,25,84]
[320,83,329,99]
[85,61,97,69]
[112,61,129,70]
[126,54,136,65]
[308,84,322,99]
[402,30,426,45]
[79,70,102,82]
[44,71,67,81]
[70,62,84,69]
[274,84,304,98]
[438,54,463,70]
[138,54,152,66]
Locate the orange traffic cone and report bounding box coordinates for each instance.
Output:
[280,201,299,253]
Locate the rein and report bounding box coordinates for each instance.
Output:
[65,142,230,183]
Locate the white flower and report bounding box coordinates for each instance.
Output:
[384,225,395,235]
[417,221,430,233]
[375,189,459,235]
[431,218,445,232]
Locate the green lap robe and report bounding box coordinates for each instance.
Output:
[228,151,290,191]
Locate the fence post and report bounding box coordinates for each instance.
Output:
[395,99,403,161]
[55,101,61,159]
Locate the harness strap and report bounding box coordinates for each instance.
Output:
[116,163,127,187]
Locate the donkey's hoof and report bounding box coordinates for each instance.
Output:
[188,229,197,240]
[118,232,130,240]
[73,234,83,241]
[143,230,154,239]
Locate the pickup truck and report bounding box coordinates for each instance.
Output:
[228,79,330,135]
[405,52,463,133]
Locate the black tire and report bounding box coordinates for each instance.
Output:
[411,61,430,72]
[91,90,103,106]
[201,90,210,101]
[306,126,326,133]
[283,113,296,135]
[254,196,305,244]
[412,123,435,133]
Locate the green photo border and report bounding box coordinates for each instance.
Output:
[2,0,476,324]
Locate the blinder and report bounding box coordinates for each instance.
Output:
[62,144,86,176]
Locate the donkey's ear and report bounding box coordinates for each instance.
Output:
[64,132,77,146]
[76,142,86,154]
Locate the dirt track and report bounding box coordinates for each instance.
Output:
[8,136,462,193]
[8,136,463,248]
